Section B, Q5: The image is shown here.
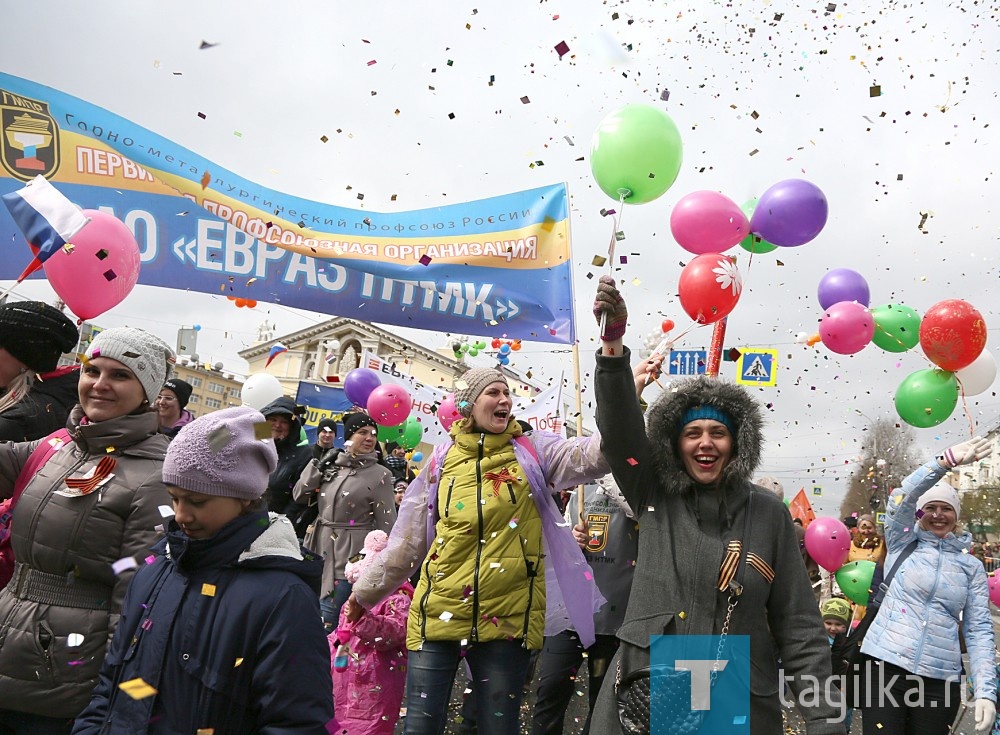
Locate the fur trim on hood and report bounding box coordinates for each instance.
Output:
[646,376,764,496]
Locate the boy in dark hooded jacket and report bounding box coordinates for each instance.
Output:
[72,405,333,735]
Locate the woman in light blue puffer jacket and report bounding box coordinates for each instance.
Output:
[860,437,997,735]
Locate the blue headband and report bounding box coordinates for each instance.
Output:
[680,405,735,435]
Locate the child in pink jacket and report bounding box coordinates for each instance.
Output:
[327,530,412,735]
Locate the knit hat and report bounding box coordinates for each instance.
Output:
[86,327,175,404]
[918,483,961,520]
[343,411,377,439]
[162,378,193,409]
[454,367,507,417]
[680,405,735,435]
[344,530,389,584]
[0,301,78,373]
[162,405,277,500]
[316,418,338,434]
[820,598,852,625]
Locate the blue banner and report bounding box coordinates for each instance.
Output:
[294,382,353,445]
[0,73,576,343]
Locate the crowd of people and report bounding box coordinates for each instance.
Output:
[0,293,995,735]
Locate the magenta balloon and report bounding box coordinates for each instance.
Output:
[820,301,875,355]
[343,368,382,406]
[43,210,141,320]
[749,179,828,247]
[438,393,462,431]
[817,268,871,310]
[804,516,852,572]
[669,190,749,255]
[367,384,413,426]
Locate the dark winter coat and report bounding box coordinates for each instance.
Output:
[0,365,79,442]
[591,348,843,735]
[261,398,312,515]
[72,512,333,735]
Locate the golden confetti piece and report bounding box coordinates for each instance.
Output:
[678,611,687,619]
[591,255,607,267]
[201,583,217,597]
[196,730,215,735]
[119,678,158,699]
[253,421,272,440]
[200,171,211,189]
[234,658,244,667]
[631,278,641,286]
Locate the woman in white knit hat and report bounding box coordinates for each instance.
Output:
[346,366,609,735]
[859,437,997,734]
[0,326,175,734]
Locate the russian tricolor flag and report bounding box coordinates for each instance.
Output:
[2,175,89,281]
[266,342,289,368]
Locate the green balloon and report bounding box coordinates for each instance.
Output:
[590,104,683,205]
[738,198,778,254]
[400,417,423,449]
[377,422,404,443]
[871,303,921,353]
[894,368,959,428]
[835,560,876,606]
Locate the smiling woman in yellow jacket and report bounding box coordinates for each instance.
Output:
[347,367,609,735]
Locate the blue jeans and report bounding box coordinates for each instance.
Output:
[320,578,353,629]
[404,639,532,735]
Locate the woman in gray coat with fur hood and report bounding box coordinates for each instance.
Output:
[591,276,844,735]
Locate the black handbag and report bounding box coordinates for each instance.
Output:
[615,494,755,735]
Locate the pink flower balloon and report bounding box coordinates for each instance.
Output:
[366,384,412,426]
[42,210,141,320]
[820,301,874,355]
[803,516,852,572]
[670,191,749,255]
[438,393,462,431]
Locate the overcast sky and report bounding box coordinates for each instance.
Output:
[3,0,998,514]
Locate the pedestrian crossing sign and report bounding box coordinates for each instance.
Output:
[735,348,778,387]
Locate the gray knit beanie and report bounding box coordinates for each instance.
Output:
[162,405,278,500]
[85,327,175,404]
[454,367,508,417]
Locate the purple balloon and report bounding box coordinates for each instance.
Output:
[344,368,382,406]
[817,268,870,310]
[749,179,828,247]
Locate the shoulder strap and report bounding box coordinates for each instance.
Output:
[735,492,755,589]
[12,428,71,502]
[871,539,918,606]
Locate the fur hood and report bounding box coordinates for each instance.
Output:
[646,376,764,496]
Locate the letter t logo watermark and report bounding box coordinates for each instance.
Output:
[676,660,728,710]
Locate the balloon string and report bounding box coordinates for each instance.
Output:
[599,191,628,338]
[956,382,976,437]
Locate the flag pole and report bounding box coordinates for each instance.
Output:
[573,342,586,520]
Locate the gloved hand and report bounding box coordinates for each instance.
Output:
[974,698,995,733]
[940,436,992,468]
[593,275,628,341]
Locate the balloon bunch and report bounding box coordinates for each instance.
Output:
[669,181,828,327]
[491,338,522,366]
[804,517,875,607]
[343,368,424,449]
[451,338,487,359]
[806,268,992,428]
[227,296,259,308]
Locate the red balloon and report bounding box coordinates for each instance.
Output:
[919,299,987,371]
[491,339,501,349]
[661,319,675,333]
[677,254,742,324]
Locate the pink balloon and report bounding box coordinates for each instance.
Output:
[988,573,1000,608]
[804,516,852,572]
[670,191,749,255]
[438,393,462,431]
[366,384,412,426]
[820,301,874,355]
[42,210,140,320]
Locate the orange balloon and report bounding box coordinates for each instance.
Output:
[247,299,258,308]
[235,298,247,308]
[227,295,237,301]
[806,333,822,347]
[512,341,522,351]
